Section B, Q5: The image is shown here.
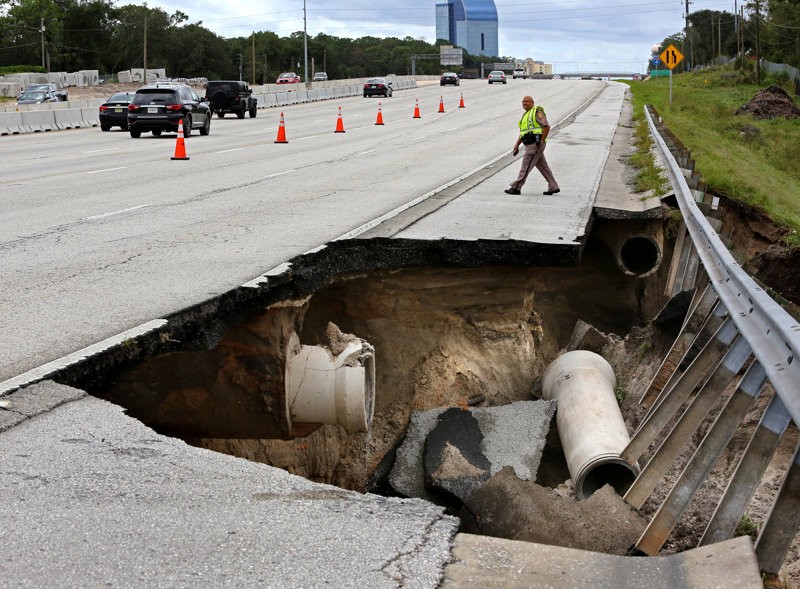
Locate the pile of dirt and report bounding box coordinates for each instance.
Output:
[734,85,800,119]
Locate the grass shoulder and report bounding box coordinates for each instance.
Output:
[623,65,800,246]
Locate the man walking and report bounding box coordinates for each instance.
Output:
[505,95,560,196]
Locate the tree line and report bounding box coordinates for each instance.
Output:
[656,1,800,71]
[5,0,795,81]
[0,0,501,82]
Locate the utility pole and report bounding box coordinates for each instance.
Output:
[40,18,45,70]
[755,0,761,83]
[684,0,691,71]
[252,32,256,84]
[143,4,148,84]
[303,0,309,83]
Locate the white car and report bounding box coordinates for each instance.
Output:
[512,68,526,79]
[487,71,507,84]
[313,72,328,82]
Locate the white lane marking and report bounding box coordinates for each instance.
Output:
[357,150,375,155]
[84,148,121,154]
[86,166,126,174]
[296,135,320,141]
[265,169,296,179]
[84,204,152,220]
[216,147,246,153]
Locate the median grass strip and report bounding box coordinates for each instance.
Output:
[624,65,800,245]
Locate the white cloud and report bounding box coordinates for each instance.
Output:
[124,0,734,73]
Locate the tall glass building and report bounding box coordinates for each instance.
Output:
[435,0,498,57]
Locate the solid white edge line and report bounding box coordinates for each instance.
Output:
[87,166,126,174]
[0,319,167,396]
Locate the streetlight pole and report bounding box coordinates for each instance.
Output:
[303,0,309,83]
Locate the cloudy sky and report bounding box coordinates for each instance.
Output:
[132,0,738,73]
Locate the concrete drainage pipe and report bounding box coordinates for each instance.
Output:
[593,220,664,278]
[542,350,639,500]
[285,333,375,433]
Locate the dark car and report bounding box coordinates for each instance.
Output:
[363,77,392,98]
[205,80,257,119]
[440,72,460,86]
[99,92,135,131]
[18,83,68,102]
[127,83,211,138]
[16,89,58,105]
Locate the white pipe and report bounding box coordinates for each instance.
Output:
[285,333,375,433]
[542,350,639,499]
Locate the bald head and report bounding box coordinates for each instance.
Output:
[522,96,534,111]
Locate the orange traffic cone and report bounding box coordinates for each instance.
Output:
[274,112,288,143]
[438,96,445,113]
[413,98,421,119]
[375,103,384,125]
[170,119,189,160]
[335,106,345,133]
[459,93,466,108]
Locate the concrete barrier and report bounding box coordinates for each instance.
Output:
[21,110,56,132]
[0,111,24,135]
[55,108,84,130]
[80,106,99,127]
[0,82,22,98]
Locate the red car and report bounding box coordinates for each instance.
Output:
[276,72,301,84]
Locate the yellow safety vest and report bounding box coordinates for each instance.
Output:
[518,106,544,136]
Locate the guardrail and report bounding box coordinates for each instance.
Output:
[0,78,420,136]
[619,104,800,578]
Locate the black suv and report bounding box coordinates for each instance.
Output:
[127,83,211,138]
[205,80,258,119]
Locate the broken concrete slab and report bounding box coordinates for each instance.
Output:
[389,400,556,501]
[424,407,491,502]
[442,533,762,589]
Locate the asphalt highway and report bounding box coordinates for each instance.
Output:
[1,79,604,383]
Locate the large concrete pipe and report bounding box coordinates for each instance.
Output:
[593,219,664,278]
[542,350,639,499]
[285,332,375,433]
[105,317,374,439]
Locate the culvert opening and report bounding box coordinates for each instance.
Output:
[619,235,661,276]
[102,236,671,554]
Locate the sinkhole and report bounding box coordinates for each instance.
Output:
[99,219,674,551]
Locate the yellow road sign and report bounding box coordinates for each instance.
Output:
[659,44,684,70]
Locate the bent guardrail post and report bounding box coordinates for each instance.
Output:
[635,360,766,555]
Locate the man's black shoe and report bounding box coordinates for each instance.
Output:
[504,188,521,195]
[543,188,561,195]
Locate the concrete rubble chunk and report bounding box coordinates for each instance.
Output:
[424,407,491,502]
[389,400,556,501]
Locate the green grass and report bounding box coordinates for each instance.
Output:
[624,65,800,244]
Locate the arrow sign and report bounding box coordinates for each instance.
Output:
[652,58,661,65]
[659,44,684,70]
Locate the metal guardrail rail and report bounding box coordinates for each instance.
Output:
[645,106,800,416]
[618,105,800,577]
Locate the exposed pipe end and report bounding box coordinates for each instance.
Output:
[574,454,639,500]
[618,234,662,277]
[285,333,376,434]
